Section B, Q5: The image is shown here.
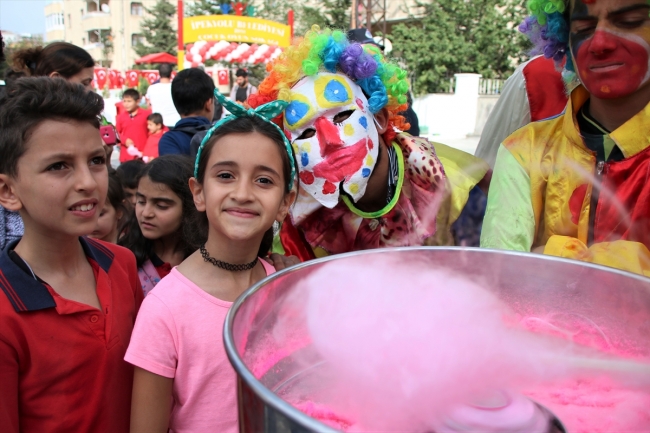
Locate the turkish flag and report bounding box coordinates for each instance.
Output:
[126,70,140,87]
[94,68,107,90]
[217,69,229,85]
[107,69,118,89]
[144,70,160,84]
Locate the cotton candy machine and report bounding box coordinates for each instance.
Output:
[224,248,650,433]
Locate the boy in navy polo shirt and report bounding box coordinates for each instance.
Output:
[0,77,143,432]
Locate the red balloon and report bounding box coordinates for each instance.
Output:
[191,61,199,68]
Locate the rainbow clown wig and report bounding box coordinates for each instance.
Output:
[519,0,572,70]
[249,26,410,143]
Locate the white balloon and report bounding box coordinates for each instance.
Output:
[225,53,233,62]
[184,61,192,69]
[192,54,202,63]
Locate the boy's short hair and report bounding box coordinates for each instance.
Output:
[171,68,215,116]
[0,77,103,177]
[147,112,163,125]
[235,68,248,77]
[116,159,145,189]
[122,88,140,101]
[159,63,172,79]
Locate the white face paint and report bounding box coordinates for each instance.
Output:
[283,73,380,210]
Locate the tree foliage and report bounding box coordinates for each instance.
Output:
[134,0,177,58]
[390,0,529,94]
[297,0,351,34]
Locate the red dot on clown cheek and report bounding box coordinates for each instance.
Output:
[322,181,337,195]
[300,171,315,185]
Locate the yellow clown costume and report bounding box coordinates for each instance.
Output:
[481,86,650,276]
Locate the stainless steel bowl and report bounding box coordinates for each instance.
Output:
[224,248,650,432]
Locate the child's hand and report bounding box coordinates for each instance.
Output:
[125,138,135,147]
[265,253,300,271]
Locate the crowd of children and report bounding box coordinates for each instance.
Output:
[2,0,650,429]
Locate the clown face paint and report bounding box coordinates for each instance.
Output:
[569,0,650,99]
[284,73,380,209]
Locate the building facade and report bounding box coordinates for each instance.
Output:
[44,0,165,71]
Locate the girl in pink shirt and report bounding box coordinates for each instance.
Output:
[125,94,297,433]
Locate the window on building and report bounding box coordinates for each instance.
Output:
[131,33,145,46]
[131,2,143,15]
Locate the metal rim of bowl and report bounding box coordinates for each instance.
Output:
[223,246,650,432]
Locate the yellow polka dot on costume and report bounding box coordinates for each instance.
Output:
[366,155,374,166]
[348,183,359,194]
[344,123,355,136]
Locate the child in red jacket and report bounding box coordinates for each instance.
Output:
[116,88,151,163]
[142,113,168,163]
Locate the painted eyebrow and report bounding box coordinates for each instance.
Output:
[572,3,650,21]
[608,4,650,18]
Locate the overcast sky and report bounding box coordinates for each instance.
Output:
[0,0,48,36]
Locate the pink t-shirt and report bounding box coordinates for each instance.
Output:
[125,261,275,433]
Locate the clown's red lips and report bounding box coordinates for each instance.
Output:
[313,139,368,184]
[576,30,649,98]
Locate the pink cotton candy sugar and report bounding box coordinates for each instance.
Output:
[300,255,574,432]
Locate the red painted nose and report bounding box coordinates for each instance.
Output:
[315,117,344,157]
[589,30,618,56]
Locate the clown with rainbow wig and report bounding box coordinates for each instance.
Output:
[481,0,650,276]
[250,27,490,259]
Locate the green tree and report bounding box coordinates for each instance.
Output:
[297,0,351,34]
[187,0,228,16]
[134,0,177,58]
[100,28,113,68]
[390,0,528,94]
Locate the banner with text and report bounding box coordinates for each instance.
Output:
[183,15,291,47]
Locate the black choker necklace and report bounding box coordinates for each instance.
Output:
[200,244,258,271]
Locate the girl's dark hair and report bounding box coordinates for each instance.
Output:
[107,172,128,236]
[119,155,196,267]
[11,42,95,78]
[192,115,295,257]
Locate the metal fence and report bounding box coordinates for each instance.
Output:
[479,78,505,95]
